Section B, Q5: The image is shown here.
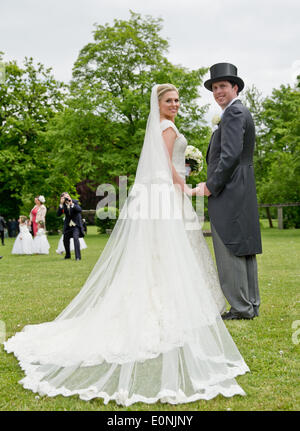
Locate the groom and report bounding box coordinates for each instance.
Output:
[198,62,262,320]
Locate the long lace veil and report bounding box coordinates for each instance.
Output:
[55,85,182,320]
[134,84,173,185]
[56,85,224,321]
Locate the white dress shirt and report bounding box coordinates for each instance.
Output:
[221,97,240,117]
[59,203,76,227]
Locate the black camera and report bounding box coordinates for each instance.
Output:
[64,197,71,203]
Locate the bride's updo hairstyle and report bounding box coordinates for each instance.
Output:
[157,84,178,101]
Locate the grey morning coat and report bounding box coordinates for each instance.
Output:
[206,100,262,257]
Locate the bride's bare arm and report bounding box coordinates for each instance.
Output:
[162,128,200,196]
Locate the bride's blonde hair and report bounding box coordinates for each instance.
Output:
[157,83,178,101]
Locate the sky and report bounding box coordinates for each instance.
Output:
[1,0,300,122]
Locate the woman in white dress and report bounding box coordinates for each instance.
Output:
[11,216,34,255]
[56,235,87,255]
[33,221,50,255]
[4,84,249,406]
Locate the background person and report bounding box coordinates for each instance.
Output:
[57,192,85,261]
[8,219,19,237]
[11,216,34,255]
[33,221,50,255]
[29,195,47,237]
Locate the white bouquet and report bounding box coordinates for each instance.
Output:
[185,145,203,176]
[212,114,221,131]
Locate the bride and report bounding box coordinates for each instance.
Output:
[4,84,249,406]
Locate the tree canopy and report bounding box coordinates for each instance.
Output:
[242,78,300,227]
[43,11,210,210]
[0,54,65,217]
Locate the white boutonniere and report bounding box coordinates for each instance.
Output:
[211,114,221,131]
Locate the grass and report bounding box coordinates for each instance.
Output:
[0,222,299,411]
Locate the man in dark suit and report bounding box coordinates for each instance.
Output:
[8,219,19,237]
[57,192,85,261]
[199,63,262,320]
[0,215,6,246]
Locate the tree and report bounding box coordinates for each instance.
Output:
[243,79,300,227]
[241,85,269,186]
[259,81,300,227]
[0,55,65,217]
[1,12,211,217]
[261,84,300,156]
[45,11,210,211]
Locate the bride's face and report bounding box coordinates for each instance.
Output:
[159,90,180,120]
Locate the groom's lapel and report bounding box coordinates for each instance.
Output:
[206,128,219,163]
[206,99,242,162]
[232,99,242,107]
[227,99,243,111]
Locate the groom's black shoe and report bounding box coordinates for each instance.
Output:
[64,256,71,260]
[221,311,254,320]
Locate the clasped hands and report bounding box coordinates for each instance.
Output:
[184,182,211,197]
[186,182,211,197]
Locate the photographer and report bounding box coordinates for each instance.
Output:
[57,192,85,261]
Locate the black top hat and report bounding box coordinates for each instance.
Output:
[204,62,244,92]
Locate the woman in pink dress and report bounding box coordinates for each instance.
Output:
[29,195,47,237]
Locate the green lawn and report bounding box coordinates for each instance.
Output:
[0,223,299,411]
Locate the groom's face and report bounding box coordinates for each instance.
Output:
[212,81,238,109]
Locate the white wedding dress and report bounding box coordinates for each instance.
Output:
[33,228,50,255]
[4,86,249,406]
[56,235,87,255]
